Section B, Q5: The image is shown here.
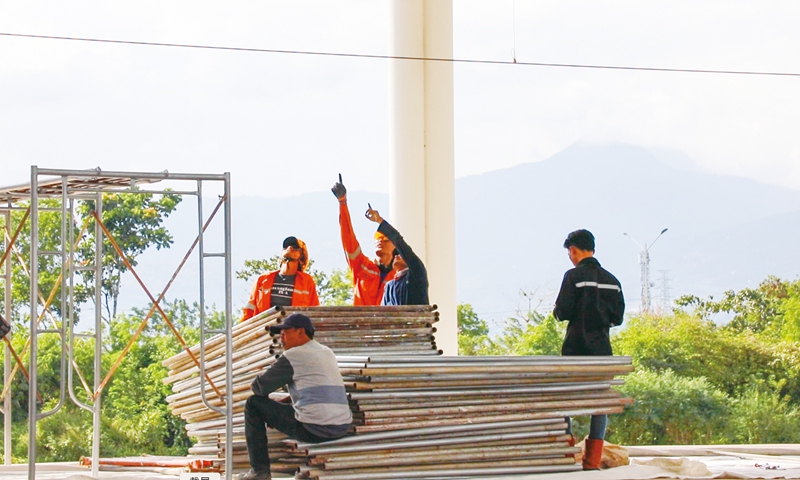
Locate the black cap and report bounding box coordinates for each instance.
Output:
[269,313,314,336]
[283,236,300,249]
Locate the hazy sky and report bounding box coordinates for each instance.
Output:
[2,1,800,197]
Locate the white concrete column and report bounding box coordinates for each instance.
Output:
[389,0,426,253]
[390,0,458,355]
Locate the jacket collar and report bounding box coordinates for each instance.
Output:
[577,257,600,268]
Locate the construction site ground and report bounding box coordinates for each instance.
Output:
[1,445,799,480]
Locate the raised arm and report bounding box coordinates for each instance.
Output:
[376,219,425,274]
[332,175,368,274]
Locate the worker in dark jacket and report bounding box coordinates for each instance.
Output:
[364,206,429,306]
[554,229,624,470]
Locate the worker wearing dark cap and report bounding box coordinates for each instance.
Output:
[241,237,320,321]
[241,313,352,480]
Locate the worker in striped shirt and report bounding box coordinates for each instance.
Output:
[241,313,352,480]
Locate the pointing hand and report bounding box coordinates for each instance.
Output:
[331,173,347,199]
[365,204,383,224]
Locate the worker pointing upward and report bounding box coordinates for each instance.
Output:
[364,206,429,306]
[331,174,397,305]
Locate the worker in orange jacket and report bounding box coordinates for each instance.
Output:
[331,175,396,305]
[241,236,320,321]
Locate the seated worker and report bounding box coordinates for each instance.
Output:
[241,313,353,480]
[364,207,429,306]
[241,236,319,321]
[331,174,396,305]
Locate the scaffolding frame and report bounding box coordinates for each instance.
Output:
[0,166,235,480]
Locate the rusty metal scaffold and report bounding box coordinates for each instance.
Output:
[0,166,235,480]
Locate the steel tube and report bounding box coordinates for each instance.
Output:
[302,429,569,456]
[336,354,632,364]
[3,203,11,464]
[310,463,582,479]
[295,417,564,450]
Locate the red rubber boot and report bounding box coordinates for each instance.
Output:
[583,437,604,470]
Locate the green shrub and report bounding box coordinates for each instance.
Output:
[613,313,800,403]
[727,381,800,444]
[610,368,730,445]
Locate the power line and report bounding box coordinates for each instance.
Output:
[2,32,800,78]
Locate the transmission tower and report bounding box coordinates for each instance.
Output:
[658,270,672,312]
[624,228,668,313]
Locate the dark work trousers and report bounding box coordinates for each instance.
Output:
[565,414,608,440]
[245,395,329,474]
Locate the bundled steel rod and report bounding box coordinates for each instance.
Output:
[161,305,634,478]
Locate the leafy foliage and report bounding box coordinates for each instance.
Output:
[0,200,69,321]
[0,193,181,325]
[511,314,564,356]
[727,380,800,444]
[0,299,210,462]
[4,195,800,463]
[457,304,495,355]
[614,312,800,403]
[75,191,182,320]
[675,275,790,334]
[457,299,564,356]
[611,368,731,445]
[458,280,800,446]
[612,286,800,445]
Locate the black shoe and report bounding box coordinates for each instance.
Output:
[239,469,272,480]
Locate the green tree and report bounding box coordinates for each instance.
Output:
[776,280,800,342]
[676,275,789,335]
[513,313,564,356]
[75,191,182,320]
[490,288,565,356]
[613,311,800,402]
[457,303,488,337]
[0,199,70,320]
[458,290,566,356]
[0,193,181,325]
[457,303,496,355]
[489,312,565,356]
[0,298,208,463]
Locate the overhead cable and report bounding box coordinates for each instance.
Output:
[2,32,799,78]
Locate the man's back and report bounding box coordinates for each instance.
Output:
[554,257,624,356]
[282,340,352,430]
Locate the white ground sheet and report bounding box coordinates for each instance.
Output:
[3,445,800,480]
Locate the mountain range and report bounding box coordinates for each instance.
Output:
[122,143,800,328]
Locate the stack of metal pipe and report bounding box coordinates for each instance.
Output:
[163,306,634,478]
[285,355,633,479]
[160,305,441,473]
